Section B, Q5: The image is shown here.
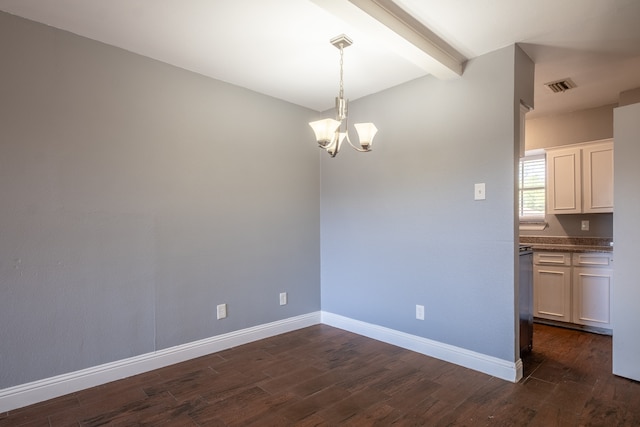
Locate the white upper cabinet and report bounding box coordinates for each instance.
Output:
[547,146,582,214]
[546,139,613,215]
[582,142,614,213]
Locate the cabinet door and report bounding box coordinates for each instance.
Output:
[572,267,612,328]
[583,141,614,213]
[533,265,572,321]
[547,147,582,214]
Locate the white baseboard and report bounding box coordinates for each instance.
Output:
[321,311,522,383]
[0,312,321,413]
[1,310,523,413]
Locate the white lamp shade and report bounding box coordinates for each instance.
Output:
[309,119,341,146]
[354,123,378,149]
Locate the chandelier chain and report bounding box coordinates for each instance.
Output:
[339,44,344,99]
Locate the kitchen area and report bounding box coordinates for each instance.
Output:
[519,104,615,360]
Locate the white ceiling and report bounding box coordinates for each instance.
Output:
[1,0,640,118]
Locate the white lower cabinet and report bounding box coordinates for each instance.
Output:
[533,253,572,322]
[533,251,612,330]
[572,253,613,328]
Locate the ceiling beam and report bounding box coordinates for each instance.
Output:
[311,0,465,79]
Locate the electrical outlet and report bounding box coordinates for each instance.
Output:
[581,220,590,231]
[279,292,287,306]
[416,304,425,320]
[216,303,227,319]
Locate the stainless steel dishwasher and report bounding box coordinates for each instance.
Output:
[519,245,533,355]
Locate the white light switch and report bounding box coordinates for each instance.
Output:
[474,183,486,200]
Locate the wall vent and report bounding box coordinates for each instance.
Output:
[545,78,576,93]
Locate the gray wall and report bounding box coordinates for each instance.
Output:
[522,214,613,238]
[320,45,533,362]
[0,12,321,388]
[525,104,614,150]
[619,88,640,106]
[613,101,640,381]
[522,105,614,239]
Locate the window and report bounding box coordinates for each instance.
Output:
[518,151,545,220]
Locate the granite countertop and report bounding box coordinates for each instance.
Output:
[520,237,613,253]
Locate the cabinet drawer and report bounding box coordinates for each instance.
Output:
[534,252,571,266]
[572,252,613,267]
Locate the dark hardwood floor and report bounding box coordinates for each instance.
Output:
[2,323,639,426]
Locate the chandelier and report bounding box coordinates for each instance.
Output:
[309,34,378,158]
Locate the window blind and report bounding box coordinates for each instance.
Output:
[519,154,545,219]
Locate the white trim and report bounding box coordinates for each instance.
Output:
[321,311,522,383]
[519,222,548,231]
[1,311,524,413]
[0,312,321,413]
[523,148,545,157]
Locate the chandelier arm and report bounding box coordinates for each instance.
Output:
[341,110,371,153]
[344,132,372,152]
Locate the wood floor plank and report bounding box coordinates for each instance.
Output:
[277,385,351,423]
